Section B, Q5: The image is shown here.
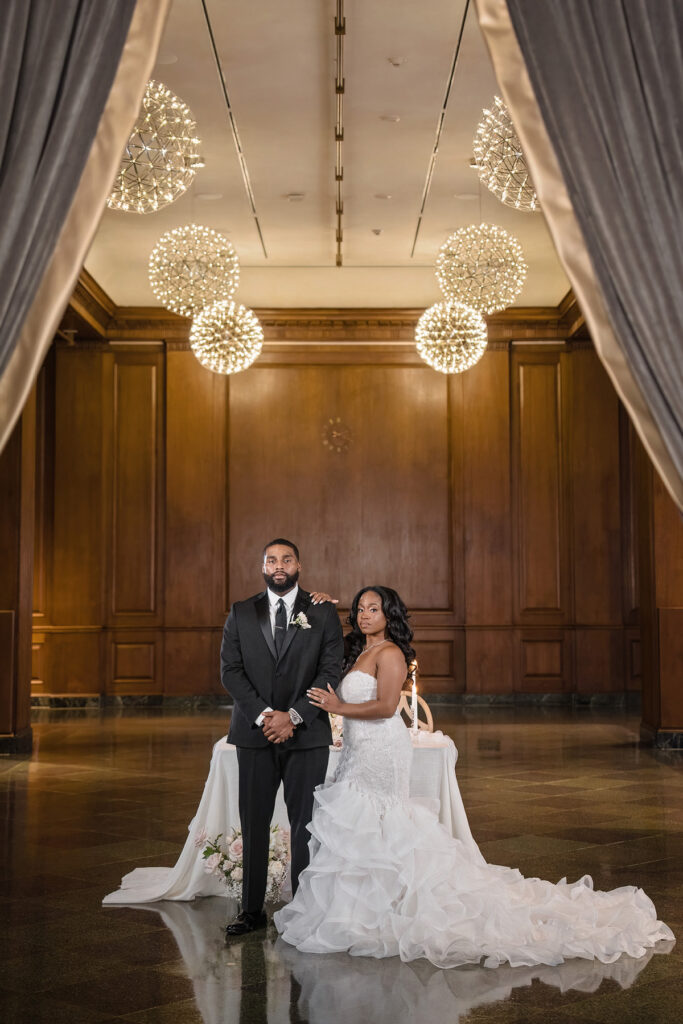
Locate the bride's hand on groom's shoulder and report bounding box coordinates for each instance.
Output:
[310,591,339,605]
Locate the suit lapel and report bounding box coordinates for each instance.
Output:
[277,589,310,664]
[255,592,276,660]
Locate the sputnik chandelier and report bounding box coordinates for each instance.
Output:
[190,300,264,375]
[473,96,538,212]
[107,81,204,214]
[148,224,239,317]
[415,301,488,374]
[435,223,527,315]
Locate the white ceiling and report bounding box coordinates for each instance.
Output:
[85,0,569,309]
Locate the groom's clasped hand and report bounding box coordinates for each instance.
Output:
[261,588,338,745]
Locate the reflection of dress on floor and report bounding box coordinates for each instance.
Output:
[274,671,674,969]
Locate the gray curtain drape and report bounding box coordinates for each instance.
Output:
[0,0,136,379]
[504,0,683,501]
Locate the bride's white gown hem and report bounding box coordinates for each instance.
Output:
[273,671,673,969]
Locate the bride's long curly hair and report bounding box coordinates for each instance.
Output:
[342,585,415,673]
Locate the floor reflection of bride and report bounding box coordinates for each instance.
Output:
[124,898,671,1024]
[274,586,674,969]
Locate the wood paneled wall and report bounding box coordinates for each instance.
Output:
[31,310,641,698]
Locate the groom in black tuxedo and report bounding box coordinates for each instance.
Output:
[221,538,344,936]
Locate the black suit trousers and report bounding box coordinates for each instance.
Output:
[236,744,329,912]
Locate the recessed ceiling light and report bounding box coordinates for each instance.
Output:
[468,157,478,168]
[371,228,382,235]
[374,193,392,200]
[380,115,401,123]
[453,192,478,200]
[195,192,223,201]
[156,51,178,65]
[284,192,306,202]
[387,56,407,67]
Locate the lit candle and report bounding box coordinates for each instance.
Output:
[411,680,418,732]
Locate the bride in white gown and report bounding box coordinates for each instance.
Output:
[273,586,674,969]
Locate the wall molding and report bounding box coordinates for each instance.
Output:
[61,271,586,346]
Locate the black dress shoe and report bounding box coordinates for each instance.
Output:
[225,910,267,937]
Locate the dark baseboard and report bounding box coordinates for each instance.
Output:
[31,692,641,712]
[0,726,33,754]
[31,694,233,711]
[639,723,683,749]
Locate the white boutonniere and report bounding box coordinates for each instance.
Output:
[291,612,312,630]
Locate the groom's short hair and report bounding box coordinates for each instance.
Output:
[263,538,300,561]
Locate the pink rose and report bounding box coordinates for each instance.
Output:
[194,826,209,848]
[228,837,243,862]
[204,851,222,874]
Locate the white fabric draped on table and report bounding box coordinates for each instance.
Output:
[103,731,482,905]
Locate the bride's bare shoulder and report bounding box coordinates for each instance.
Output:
[377,642,407,671]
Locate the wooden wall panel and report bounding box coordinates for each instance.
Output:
[109,632,161,693]
[111,357,161,620]
[164,630,223,696]
[518,631,569,692]
[463,351,512,625]
[513,355,568,620]
[574,629,623,694]
[40,632,102,694]
[659,610,683,727]
[465,630,515,694]
[52,351,105,625]
[165,350,226,626]
[33,324,645,700]
[0,612,15,732]
[571,350,621,625]
[227,365,450,610]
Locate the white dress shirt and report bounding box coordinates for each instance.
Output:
[256,585,303,728]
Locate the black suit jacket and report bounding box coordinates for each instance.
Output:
[220,588,344,749]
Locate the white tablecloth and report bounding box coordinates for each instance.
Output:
[103,730,482,905]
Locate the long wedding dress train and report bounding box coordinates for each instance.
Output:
[274,671,673,969]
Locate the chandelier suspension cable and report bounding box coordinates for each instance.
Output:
[410,0,471,259]
[200,0,268,258]
[335,0,346,267]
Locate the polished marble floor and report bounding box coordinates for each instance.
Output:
[1,706,681,1023]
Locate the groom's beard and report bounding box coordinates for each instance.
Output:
[263,569,300,594]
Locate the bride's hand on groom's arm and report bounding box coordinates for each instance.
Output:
[308,684,343,715]
[262,710,294,743]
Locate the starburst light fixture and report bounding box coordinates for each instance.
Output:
[473,96,538,212]
[107,81,204,214]
[148,225,239,317]
[435,223,527,315]
[190,301,264,375]
[415,301,488,374]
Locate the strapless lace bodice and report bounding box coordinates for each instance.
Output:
[334,670,412,809]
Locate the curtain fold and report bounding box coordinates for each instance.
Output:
[0,0,170,453]
[476,0,683,510]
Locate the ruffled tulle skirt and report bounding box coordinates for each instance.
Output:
[273,777,674,969]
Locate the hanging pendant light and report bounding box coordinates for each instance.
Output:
[148,224,239,317]
[107,81,204,214]
[415,301,488,374]
[190,300,263,375]
[435,223,527,314]
[473,96,538,212]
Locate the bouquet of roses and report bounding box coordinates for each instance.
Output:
[329,713,343,747]
[195,824,290,901]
